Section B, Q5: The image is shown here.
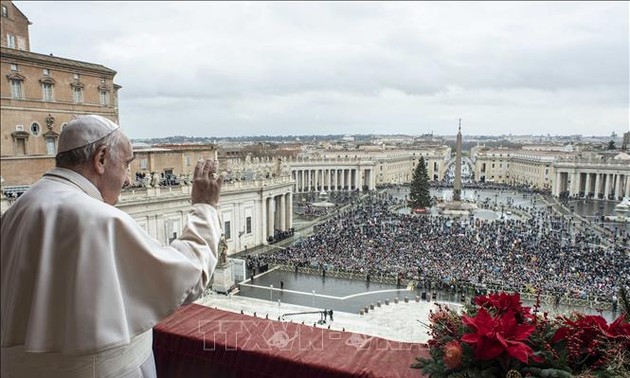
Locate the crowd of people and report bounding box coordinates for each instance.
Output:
[258,192,629,303]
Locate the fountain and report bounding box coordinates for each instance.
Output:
[311,190,336,209]
[605,197,630,223]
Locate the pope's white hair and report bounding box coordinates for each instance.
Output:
[55,130,127,169]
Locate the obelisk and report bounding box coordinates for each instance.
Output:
[453,119,462,202]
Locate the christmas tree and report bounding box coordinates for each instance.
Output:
[409,157,432,209]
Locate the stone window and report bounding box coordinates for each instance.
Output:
[99,82,111,106]
[46,138,56,155]
[43,69,50,76]
[246,216,252,234]
[11,128,29,156]
[7,33,16,48]
[42,82,54,101]
[10,79,23,98]
[10,63,18,71]
[2,5,8,17]
[72,85,84,103]
[99,90,109,106]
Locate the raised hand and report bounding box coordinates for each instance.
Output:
[191,159,223,207]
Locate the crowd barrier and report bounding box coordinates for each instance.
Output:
[271,264,614,311]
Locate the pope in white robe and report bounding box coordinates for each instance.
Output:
[1,115,223,377]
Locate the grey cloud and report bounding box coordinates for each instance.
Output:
[14,1,628,137]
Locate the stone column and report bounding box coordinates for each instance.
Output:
[370,168,376,190]
[569,172,578,196]
[261,196,267,242]
[275,195,282,232]
[615,174,623,200]
[594,173,601,198]
[279,194,286,231]
[604,174,611,199]
[554,171,562,196]
[308,169,312,191]
[349,169,354,190]
[328,168,335,190]
[584,173,591,197]
[625,176,630,198]
[286,192,292,230]
[348,168,352,190]
[341,169,346,190]
[267,197,274,238]
[339,168,343,190]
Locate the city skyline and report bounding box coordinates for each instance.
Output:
[16,1,629,139]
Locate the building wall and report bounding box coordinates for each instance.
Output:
[316,147,451,185]
[117,177,293,254]
[0,0,30,51]
[0,1,119,187]
[131,146,218,180]
[473,149,557,189]
[473,149,512,184]
[0,155,55,186]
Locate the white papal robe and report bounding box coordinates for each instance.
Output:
[1,168,221,377]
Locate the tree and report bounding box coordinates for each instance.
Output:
[409,157,432,209]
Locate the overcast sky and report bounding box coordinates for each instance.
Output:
[15,1,629,138]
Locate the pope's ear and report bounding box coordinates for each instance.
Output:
[92,145,108,174]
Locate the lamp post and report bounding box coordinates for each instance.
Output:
[270,284,273,301]
[494,193,498,208]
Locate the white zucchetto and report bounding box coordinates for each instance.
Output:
[57,115,120,154]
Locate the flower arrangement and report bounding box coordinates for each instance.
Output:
[412,289,630,377]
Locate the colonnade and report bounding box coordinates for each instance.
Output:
[291,167,374,193]
[554,171,630,200]
[262,192,292,241]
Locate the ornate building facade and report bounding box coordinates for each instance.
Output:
[116,177,293,255]
[472,146,630,200]
[1,0,120,186]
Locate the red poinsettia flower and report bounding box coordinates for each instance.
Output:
[462,308,538,363]
[553,313,630,344]
[443,340,463,370]
[474,292,531,317]
[606,314,630,339]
